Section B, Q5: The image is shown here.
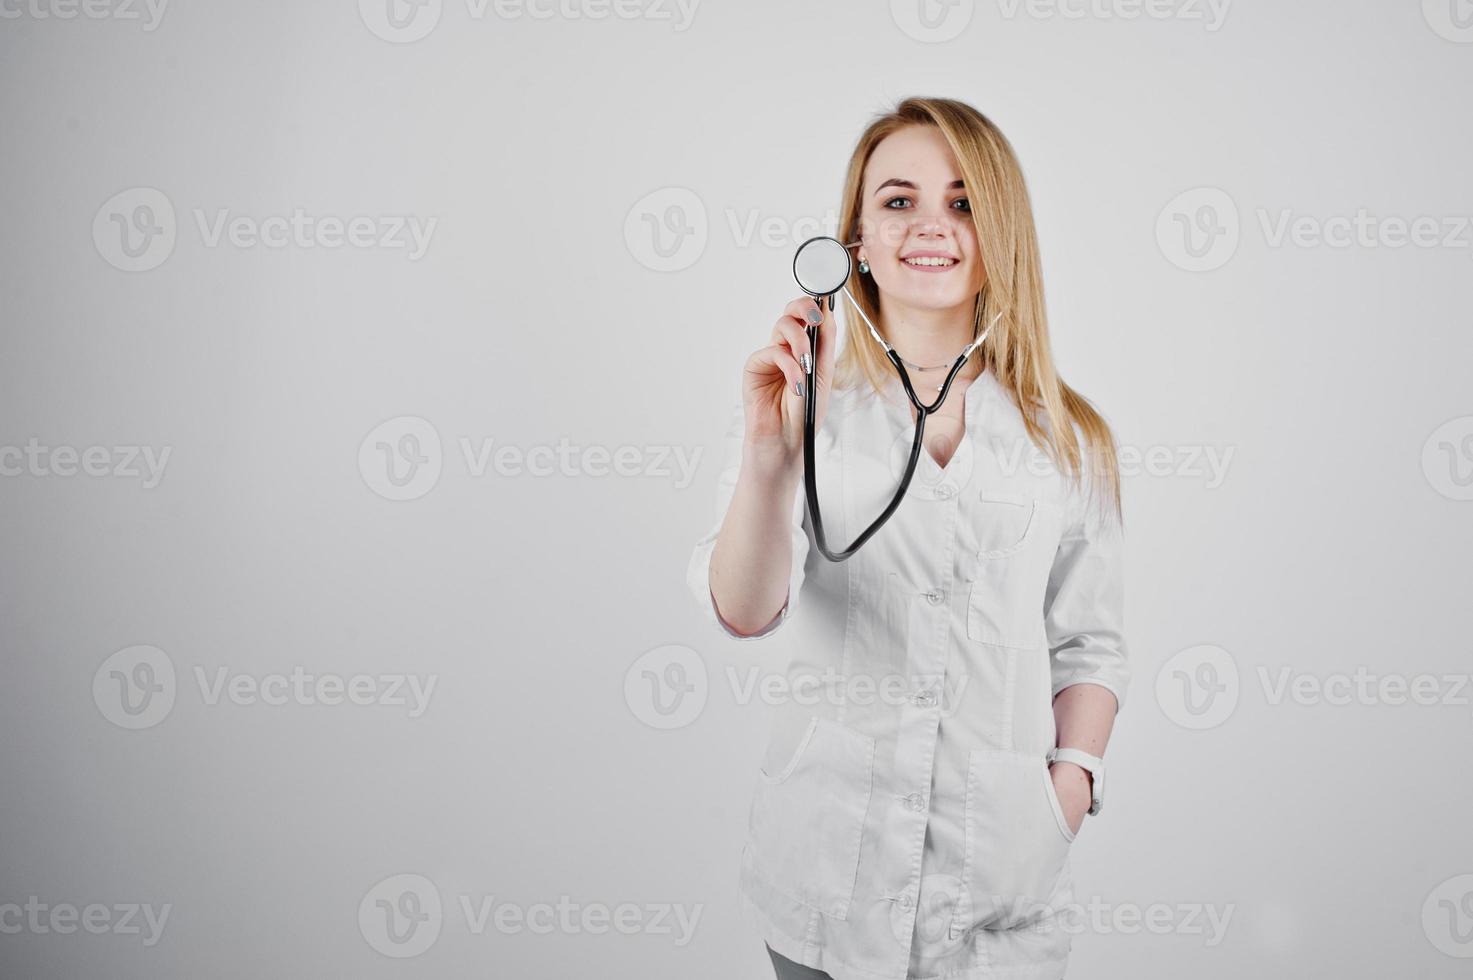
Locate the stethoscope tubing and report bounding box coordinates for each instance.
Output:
[801,291,975,562]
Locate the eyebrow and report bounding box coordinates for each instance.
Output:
[872,178,966,196]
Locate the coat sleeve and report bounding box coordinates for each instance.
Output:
[685,400,809,640]
[1042,454,1130,712]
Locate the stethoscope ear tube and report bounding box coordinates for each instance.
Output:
[801,293,976,562]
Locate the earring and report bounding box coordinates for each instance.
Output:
[858,256,870,274]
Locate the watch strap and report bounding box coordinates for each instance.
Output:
[1047,747,1105,815]
[1048,747,1102,772]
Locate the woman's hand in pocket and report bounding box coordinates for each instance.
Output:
[1049,762,1092,836]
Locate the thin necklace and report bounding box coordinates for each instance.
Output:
[895,354,951,372]
[892,314,983,373]
[882,305,999,392]
[895,336,981,392]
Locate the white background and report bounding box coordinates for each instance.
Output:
[1,1,1471,977]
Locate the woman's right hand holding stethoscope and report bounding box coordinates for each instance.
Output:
[741,296,836,479]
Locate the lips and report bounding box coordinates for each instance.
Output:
[901,253,958,270]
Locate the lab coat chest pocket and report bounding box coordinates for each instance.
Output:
[747,715,876,920]
[965,494,1062,649]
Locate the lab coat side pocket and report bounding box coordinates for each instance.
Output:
[747,715,876,921]
[950,750,1073,938]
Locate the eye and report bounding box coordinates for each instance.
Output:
[952,198,971,212]
[882,196,912,209]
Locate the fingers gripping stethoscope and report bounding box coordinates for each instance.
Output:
[792,235,1001,562]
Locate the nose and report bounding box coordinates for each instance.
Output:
[909,200,952,235]
[911,210,948,241]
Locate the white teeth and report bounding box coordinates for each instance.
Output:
[903,256,956,267]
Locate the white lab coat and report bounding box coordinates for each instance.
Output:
[686,366,1130,980]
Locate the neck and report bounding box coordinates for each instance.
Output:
[879,298,980,375]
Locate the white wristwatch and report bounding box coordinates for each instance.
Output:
[1047,747,1105,816]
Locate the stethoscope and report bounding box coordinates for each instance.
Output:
[792,235,1001,562]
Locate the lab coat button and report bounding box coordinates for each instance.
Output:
[911,690,937,707]
[900,894,915,911]
[924,589,944,605]
[903,792,926,812]
[932,484,955,499]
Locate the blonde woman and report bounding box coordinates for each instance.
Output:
[686,97,1129,980]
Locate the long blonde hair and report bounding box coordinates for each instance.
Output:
[833,97,1122,523]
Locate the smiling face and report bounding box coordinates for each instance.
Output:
[856,125,987,319]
